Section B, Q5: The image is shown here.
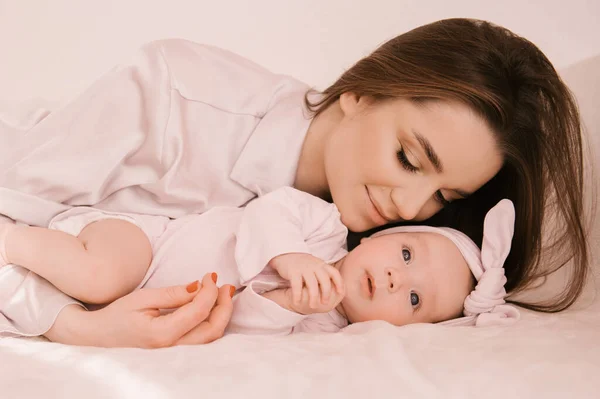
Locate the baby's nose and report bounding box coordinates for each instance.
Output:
[384,267,403,293]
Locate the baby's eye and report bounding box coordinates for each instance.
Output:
[402,248,412,263]
[410,292,420,307]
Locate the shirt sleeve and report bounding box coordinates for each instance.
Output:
[234,187,348,284]
[225,280,307,336]
[0,40,172,228]
[225,279,348,336]
[291,310,349,334]
[0,265,84,337]
[0,217,86,338]
[0,268,86,337]
[0,41,169,337]
[0,38,304,227]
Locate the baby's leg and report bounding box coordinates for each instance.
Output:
[0,219,152,304]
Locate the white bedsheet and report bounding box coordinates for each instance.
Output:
[1,301,599,398]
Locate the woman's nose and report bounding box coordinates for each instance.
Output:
[390,186,432,221]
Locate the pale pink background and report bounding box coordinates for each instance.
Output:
[0,0,598,106]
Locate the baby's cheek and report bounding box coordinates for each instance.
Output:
[389,314,412,327]
[367,302,404,326]
[343,299,373,324]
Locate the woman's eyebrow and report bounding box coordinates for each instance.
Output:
[412,129,472,198]
[412,129,443,173]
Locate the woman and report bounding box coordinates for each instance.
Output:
[0,19,589,347]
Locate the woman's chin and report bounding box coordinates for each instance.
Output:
[340,213,377,233]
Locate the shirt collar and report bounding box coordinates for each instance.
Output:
[230,84,313,196]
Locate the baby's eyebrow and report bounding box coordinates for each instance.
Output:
[412,234,438,319]
[413,232,427,256]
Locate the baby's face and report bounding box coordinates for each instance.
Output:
[338,232,474,326]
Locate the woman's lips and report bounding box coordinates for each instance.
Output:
[365,186,389,225]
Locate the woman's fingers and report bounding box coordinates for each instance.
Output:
[177,285,234,345]
[150,273,220,343]
[129,279,202,310]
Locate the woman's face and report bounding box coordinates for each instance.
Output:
[324,94,503,232]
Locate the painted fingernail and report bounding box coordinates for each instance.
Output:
[211,273,218,283]
[229,286,236,298]
[186,281,199,293]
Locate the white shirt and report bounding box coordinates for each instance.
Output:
[0,39,315,337]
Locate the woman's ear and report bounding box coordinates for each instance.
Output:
[339,92,372,117]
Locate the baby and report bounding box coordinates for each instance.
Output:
[0,187,519,334]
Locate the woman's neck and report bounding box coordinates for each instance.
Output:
[293,100,343,200]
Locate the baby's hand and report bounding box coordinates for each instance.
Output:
[269,253,345,310]
[285,285,345,315]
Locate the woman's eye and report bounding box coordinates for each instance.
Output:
[402,248,412,263]
[397,148,418,173]
[410,292,420,307]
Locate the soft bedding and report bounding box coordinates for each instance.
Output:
[0,304,599,398]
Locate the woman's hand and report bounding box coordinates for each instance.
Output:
[45,273,234,348]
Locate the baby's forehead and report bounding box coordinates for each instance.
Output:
[385,231,468,268]
[384,230,456,247]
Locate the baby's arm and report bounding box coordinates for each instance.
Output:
[235,187,348,311]
[226,283,345,335]
[260,289,293,312]
[235,187,348,286]
[0,219,152,304]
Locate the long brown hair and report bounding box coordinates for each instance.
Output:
[306,18,591,312]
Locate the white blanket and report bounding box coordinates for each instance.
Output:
[1,301,599,398]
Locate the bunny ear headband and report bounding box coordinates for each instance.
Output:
[370,199,520,327]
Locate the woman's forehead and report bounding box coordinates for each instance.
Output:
[384,98,503,193]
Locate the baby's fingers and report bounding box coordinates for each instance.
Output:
[302,273,320,309]
[315,268,332,304]
[291,274,303,305]
[326,265,345,296]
